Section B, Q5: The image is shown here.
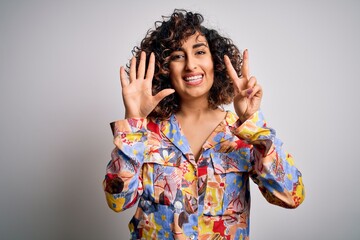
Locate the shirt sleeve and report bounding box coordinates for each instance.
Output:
[231,111,305,208]
[103,118,149,212]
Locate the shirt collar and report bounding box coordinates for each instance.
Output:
[160,111,240,156]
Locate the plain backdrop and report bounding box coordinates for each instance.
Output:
[1,0,359,239]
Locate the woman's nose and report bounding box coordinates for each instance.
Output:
[185,56,197,71]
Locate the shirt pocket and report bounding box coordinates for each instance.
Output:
[203,151,251,216]
[142,146,183,206]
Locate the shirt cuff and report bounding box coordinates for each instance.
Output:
[231,111,274,154]
[110,118,148,137]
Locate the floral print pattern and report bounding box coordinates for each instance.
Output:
[103,111,305,239]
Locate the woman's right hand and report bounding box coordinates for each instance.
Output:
[120,51,175,119]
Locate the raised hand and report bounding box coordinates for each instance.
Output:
[224,49,263,122]
[120,51,175,119]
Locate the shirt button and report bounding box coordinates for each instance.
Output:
[189,234,195,239]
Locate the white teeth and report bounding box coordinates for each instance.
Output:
[185,75,202,81]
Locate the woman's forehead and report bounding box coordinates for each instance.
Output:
[180,32,208,48]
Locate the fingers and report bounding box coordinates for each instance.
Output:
[121,51,154,91]
[249,84,262,99]
[239,88,253,98]
[225,54,254,95]
[246,76,262,98]
[119,66,128,88]
[137,51,146,80]
[129,51,153,82]
[239,84,262,99]
[145,52,155,80]
[241,49,249,79]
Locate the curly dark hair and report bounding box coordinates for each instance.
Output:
[128,9,243,120]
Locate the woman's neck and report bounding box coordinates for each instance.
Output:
[177,97,210,118]
[177,98,224,121]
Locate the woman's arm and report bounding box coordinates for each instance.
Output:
[103,118,148,212]
[104,51,174,212]
[232,111,305,208]
[226,49,304,208]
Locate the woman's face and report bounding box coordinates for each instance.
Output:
[169,32,214,102]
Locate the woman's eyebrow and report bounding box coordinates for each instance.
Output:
[193,43,208,49]
[174,42,208,52]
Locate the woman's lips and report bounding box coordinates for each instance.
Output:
[183,74,203,86]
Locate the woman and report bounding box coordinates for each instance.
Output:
[103,9,305,240]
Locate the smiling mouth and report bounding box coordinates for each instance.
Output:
[184,74,203,85]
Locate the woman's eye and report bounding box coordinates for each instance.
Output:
[196,50,206,55]
[171,54,185,61]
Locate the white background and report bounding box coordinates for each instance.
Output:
[1,0,359,239]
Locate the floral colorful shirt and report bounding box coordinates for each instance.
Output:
[103,110,305,240]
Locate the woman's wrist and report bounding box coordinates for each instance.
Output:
[125,111,147,119]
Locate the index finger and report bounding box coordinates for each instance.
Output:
[241,49,249,79]
[224,55,240,81]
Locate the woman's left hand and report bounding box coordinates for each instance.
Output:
[224,49,263,122]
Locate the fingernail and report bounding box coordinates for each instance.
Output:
[246,88,253,95]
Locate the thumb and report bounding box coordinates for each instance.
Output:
[153,88,175,103]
